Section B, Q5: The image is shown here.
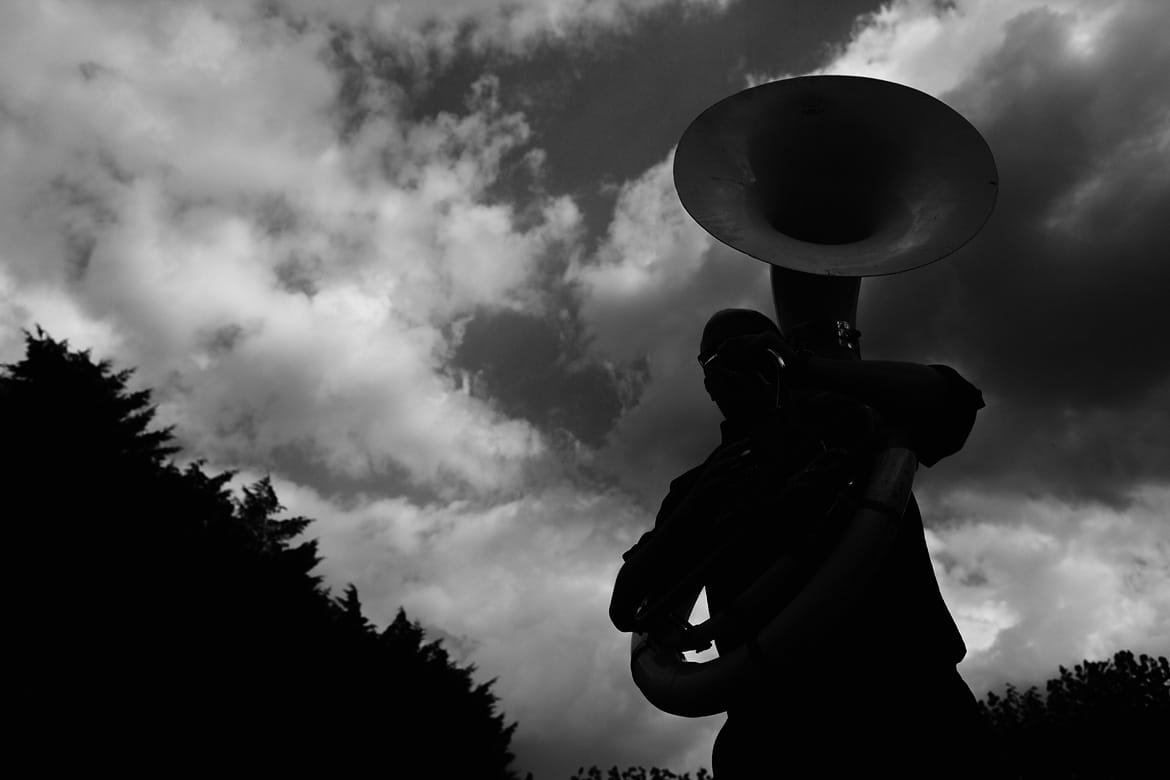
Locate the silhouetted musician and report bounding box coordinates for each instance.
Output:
[610,308,994,777]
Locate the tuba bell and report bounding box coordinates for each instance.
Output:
[676,73,997,356]
[629,75,997,717]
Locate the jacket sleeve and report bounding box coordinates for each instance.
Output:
[620,465,705,563]
[611,467,707,631]
[911,365,985,468]
[794,355,984,469]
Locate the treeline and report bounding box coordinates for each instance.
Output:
[573,651,1167,779]
[4,329,520,777]
[571,768,714,779]
[979,649,1168,778]
[5,329,1166,778]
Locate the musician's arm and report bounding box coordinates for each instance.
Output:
[610,536,657,632]
[610,467,723,633]
[795,357,984,467]
[718,331,985,465]
[609,501,705,633]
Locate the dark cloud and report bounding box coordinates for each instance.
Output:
[48,175,118,283]
[273,252,322,297]
[404,0,885,238]
[64,232,97,281]
[451,307,626,447]
[939,384,1170,508]
[854,2,1170,504]
[263,443,445,506]
[254,194,300,237]
[203,323,246,355]
[589,244,779,509]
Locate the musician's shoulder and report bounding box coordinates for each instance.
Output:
[643,460,709,529]
[926,364,986,411]
[666,461,708,495]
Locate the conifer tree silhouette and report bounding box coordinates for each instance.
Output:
[4,328,520,777]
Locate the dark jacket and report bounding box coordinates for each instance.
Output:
[620,365,989,771]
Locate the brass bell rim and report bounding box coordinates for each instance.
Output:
[673,74,999,278]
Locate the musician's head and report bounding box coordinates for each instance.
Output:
[699,308,783,423]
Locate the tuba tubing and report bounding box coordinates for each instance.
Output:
[630,445,916,718]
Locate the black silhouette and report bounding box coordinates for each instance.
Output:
[3,328,520,777]
[572,650,1170,778]
[981,650,1169,779]
[570,767,714,779]
[610,309,993,777]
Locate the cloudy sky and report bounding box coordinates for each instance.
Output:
[2,0,1168,775]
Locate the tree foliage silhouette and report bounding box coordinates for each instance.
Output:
[4,328,519,777]
[980,650,1169,778]
[569,651,1168,780]
[570,767,714,780]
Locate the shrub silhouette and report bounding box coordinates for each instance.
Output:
[570,767,714,779]
[571,651,1167,780]
[980,649,1169,778]
[3,328,520,777]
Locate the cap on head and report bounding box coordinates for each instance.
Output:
[699,309,782,422]
[700,308,780,358]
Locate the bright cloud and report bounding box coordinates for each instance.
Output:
[0,2,585,494]
[802,0,1119,95]
[291,0,735,52]
[571,152,715,364]
[257,472,721,777]
[148,0,740,64]
[924,486,1170,697]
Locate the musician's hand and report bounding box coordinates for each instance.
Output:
[644,614,694,653]
[609,563,647,633]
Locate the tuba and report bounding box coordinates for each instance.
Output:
[630,76,997,717]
